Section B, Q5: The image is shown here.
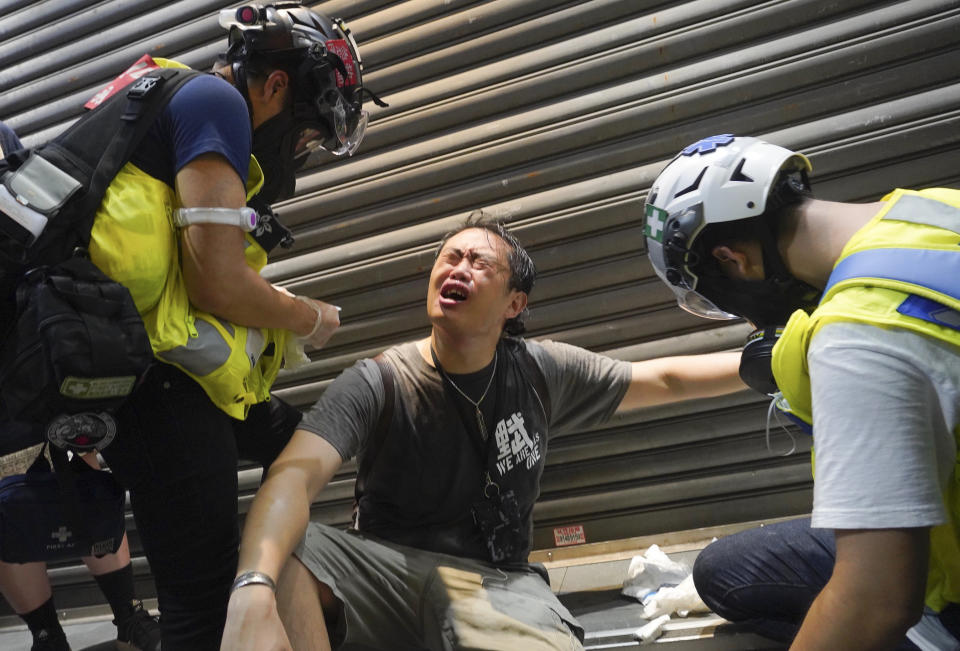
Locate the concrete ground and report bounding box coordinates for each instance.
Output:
[0,600,158,651]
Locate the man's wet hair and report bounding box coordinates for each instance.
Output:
[436,211,536,336]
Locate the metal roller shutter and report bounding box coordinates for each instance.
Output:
[2,0,957,616]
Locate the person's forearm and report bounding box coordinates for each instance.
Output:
[791,579,914,650]
[179,228,317,334]
[618,350,745,412]
[236,470,314,584]
[660,351,745,399]
[192,263,316,335]
[175,154,316,334]
[223,433,341,651]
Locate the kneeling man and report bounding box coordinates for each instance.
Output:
[221,216,746,650]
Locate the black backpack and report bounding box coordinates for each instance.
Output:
[0,66,202,454]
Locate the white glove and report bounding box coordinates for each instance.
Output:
[634,614,670,645]
[273,286,341,369]
[282,333,311,371]
[295,296,341,348]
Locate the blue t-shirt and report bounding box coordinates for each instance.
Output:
[129,73,251,187]
[0,120,23,159]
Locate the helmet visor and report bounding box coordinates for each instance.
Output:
[329,108,367,157]
[675,288,739,320]
[292,107,367,166]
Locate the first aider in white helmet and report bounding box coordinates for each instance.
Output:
[644,133,819,327]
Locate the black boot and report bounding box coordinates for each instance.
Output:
[30,627,71,651]
[114,599,161,651]
[22,598,70,651]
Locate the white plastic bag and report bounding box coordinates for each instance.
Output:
[621,544,689,602]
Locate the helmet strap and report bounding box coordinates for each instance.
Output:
[756,214,789,280]
[756,168,812,281]
[251,110,298,204]
[357,86,389,108]
[232,61,251,105]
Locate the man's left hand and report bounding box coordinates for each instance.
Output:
[221,585,292,651]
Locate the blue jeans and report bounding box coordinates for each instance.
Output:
[101,364,300,650]
[692,518,960,649]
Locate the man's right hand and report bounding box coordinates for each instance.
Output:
[221,585,292,651]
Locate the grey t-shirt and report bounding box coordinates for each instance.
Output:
[299,338,632,462]
[808,322,959,530]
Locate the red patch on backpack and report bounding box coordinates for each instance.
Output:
[84,54,161,110]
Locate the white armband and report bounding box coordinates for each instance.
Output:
[174,207,258,232]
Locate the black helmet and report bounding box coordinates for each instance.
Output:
[219,2,382,160]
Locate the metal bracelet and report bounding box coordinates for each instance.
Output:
[230,571,276,594]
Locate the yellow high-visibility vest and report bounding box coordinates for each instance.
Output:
[88,58,291,419]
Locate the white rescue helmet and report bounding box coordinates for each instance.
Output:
[644,134,811,319]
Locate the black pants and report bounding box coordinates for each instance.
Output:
[101,363,301,651]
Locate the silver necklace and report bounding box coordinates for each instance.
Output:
[436,350,498,439]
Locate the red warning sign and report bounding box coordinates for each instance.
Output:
[553,524,587,547]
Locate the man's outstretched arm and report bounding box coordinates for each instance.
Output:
[790,527,928,650]
[616,351,746,414]
[220,430,344,651]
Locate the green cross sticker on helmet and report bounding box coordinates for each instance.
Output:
[644,203,668,243]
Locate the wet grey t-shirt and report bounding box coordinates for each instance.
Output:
[299,338,632,462]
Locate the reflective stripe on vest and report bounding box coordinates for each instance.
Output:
[823,247,960,302]
[883,193,960,235]
[156,318,264,376]
[819,194,960,331]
